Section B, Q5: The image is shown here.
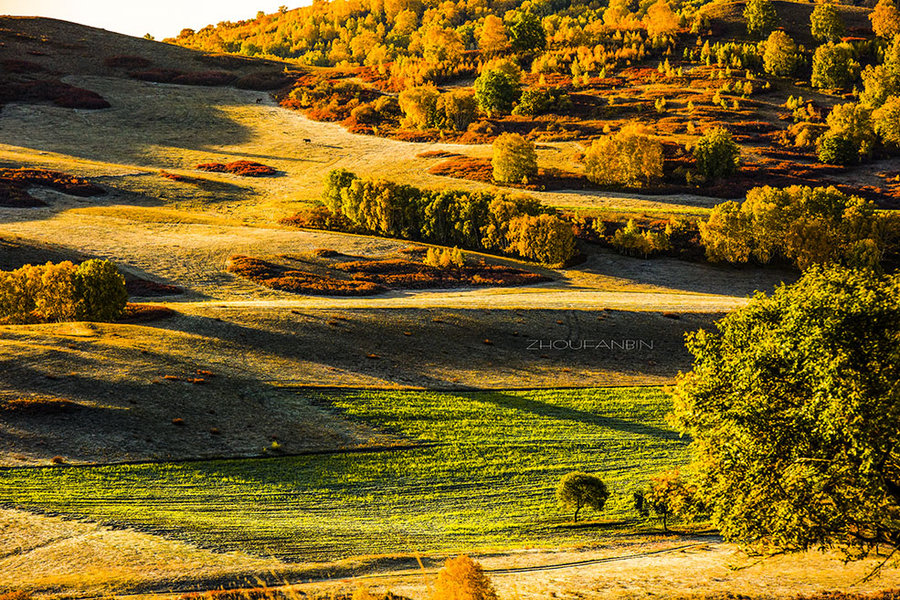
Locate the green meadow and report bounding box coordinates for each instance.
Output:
[0,387,690,561]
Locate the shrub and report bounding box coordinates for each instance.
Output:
[492,133,537,184]
[871,0,900,38]
[195,161,277,176]
[817,130,859,164]
[810,3,845,42]
[811,42,860,90]
[512,88,552,117]
[743,0,778,38]
[584,125,663,188]
[763,31,801,77]
[556,471,608,521]
[693,127,740,180]
[474,68,521,116]
[433,556,498,600]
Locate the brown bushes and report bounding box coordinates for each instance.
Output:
[235,72,292,90]
[118,303,177,323]
[125,278,183,297]
[226,255,385,296]
[1,59,44,73]
[129,68,185,83]
[0,80,110,109]
[195,160,277,177]
[0,168,105,205]
[172,71,236,86]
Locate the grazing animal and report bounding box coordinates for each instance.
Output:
[303,138,311,143]
[256,98,262,104]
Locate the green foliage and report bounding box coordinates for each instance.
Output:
[506,11,545,54]
[818,102,876,164]
[874,95,900,150]
[811,42,860,90]
[584,125,664,188]
[700,185,888,270]
[320,169,575,263]
[861,36,900,107]
[492,133,538,184]
[671,266,900,558]
[611,220,671,258]
[512,88,553,117]
[810,3,845,42]
[556,472,609,521]
[692,127,740,180]
[474,68,521,116]
[743,0,778,38]
[0,260,126,324]
[0,387,689,559]
[763,31,801,77]
[73,259,128,321]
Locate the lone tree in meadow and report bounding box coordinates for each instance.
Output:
[743,0,777,38]
[671,266,900,560]
[584,124,663,188]
[763,31,801,77]
[474,68,521,116]
[492,132,537,183]
[556,471,609,521]
[693,127,740,180]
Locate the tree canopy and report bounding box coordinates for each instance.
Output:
[671,266,900,559]
[556,471,609,521]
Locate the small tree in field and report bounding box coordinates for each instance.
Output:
[492,133,537,183]
[693,127,740,180]
[74,259,128,321]
[810,3,845,42]
[433,555,499,600]
[763,31,801,77]
[474,68,520,116]
[743,0,777,38]
[556,471,608,521]
[584,124,663,188]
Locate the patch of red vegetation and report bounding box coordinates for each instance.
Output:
[416,150,464,159]
[172,71,236,86]
[195,160,277,177]
[427,156,587,192]
[0,168,105,197]
[0,79,110,109]
[129,68,184,83]
[125,278,183,297]
[104,55,153,70]
[226,255,385,296]
[158,170,194,182]
[118,303,177,323]
[332,258,549,289]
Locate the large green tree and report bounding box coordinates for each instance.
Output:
[743,0,778,38]
[671,266,900,559]
[556,471,609,521]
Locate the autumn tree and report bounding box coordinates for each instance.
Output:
[74,259,128,321]
[763,31,801,77]
[693,127,740,180]
[398,85,440,129]
[634,471,704,531]
[743,0,777,38]
[671,266,900,559]
[644,0,679,39]
[874,95,900,150]
[818,102,876,164]
[433,556,499,600]
[437,90,478,131]
[584,125,664,188]
[810,2,845,42]
[492,133,537,184]
[478,15,508,56]
[811,42,860,90]
[556,471,609,521]
[861,35,900,107]
[871,0,900,38]
[507,214,576,265]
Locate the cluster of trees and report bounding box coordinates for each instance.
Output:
[0,259,128,324]
[699,185,895,270]
[398,85,477,130]
[423,246,465,268]
[557,469,703,529]
[584,124,664,188]
[672,266,900,559]
[611,220,671,258]
[322,169,576,264]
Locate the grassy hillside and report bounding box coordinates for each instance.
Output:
[0,387,689,560]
